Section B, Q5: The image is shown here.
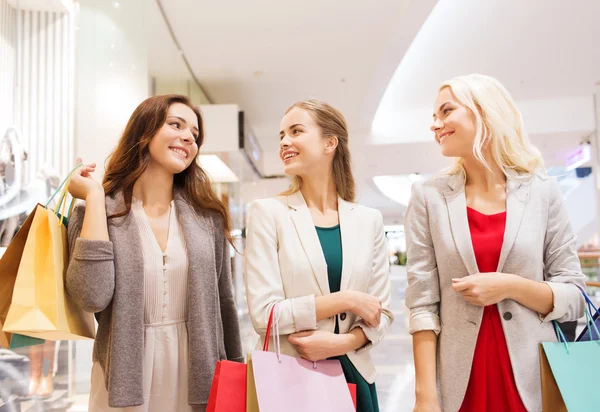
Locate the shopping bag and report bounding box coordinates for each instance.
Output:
[248,353,357,411]
[206,359,246,412]
[246,352,259,412]
[348,383,357,409]
[540,292,600,412]
[250,304,356,412]
[0,209,46,349]
[3,164,95,341]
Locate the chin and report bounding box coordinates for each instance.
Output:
[164,160,190,175]
[439,146,459,158]
[283,163,301,177]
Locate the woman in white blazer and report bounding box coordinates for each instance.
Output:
[243,99,393,412]
[405,74,585,412]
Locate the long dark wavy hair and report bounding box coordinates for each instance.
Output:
[102,94,233,245]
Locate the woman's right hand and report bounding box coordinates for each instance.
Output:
[413,398,441,412]
[68,158,103,201]
[346,290,382,328]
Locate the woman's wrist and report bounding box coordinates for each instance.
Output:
[504,273,524,301]
[86,187,105,203]
[339,328,369,354]
[341,290,358,313]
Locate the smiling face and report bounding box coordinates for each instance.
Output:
[431,86,478,159]
[147,102,200,175]
[278,107,336,177]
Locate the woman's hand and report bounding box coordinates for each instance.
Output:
[68,158,103,201]
[345,290,382,328]
[452,272,515,306]
[288,331,350,362]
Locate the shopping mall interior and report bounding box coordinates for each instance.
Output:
[1,0,599,411]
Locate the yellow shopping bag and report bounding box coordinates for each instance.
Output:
[3,165,95,341]
[246,352,259,412]
[0,209,45,348]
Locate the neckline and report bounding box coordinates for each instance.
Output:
[315,224,340,231]
[467,206,506,217]
[135,201,175,254]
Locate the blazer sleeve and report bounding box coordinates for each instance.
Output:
[404,182,442,335]
[540,178,586,322]
[65,202,115,313]
[243,200,318,336]
[214,219,244,362]
[350,210,394,352]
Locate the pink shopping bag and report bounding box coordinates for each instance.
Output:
[250,304,356,412]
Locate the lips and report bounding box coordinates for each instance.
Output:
[438,131,454,144]
[282,150,299,162]
[169,146,189,159]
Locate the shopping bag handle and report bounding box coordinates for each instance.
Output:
[262,303,282,362]
[45,162,82,208]
[553,288,600,351]
[263,304,275,351]
[579,288,600,341]
[45,162,83,222]
[262,303,320,369]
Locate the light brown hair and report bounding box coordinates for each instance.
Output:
[102,94,234,245]
[280,99,356,202]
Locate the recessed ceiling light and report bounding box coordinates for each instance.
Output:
[198,155,239,183]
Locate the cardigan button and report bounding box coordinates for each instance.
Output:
[503,312,513,321]
[340,313,347,321]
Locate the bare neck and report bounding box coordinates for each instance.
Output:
[299,172,338,213]
[462,156,506,192]
[132,164,174,214]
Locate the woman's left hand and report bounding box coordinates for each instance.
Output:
[452,272,516,306]
[288,330,349,362]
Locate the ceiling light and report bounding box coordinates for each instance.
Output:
[198,155,239,183]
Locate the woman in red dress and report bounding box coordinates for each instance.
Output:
[405,74,586,411]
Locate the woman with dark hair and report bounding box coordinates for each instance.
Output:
[66,94,243,411]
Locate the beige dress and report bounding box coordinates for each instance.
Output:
[89,199,202,411]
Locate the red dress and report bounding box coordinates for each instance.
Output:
[459,207,527,412]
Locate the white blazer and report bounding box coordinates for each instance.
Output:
[243,191,393,382]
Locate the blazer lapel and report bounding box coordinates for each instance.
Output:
[288,192,330,295]
[444,173,479,275]
[496,177,531,272]
[338,198,357,292]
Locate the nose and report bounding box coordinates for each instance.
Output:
[431,117,443,133]
[181,129,194,144]
[280,134,291,149]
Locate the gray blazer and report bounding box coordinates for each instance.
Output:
[404,171,585,412]
[66,191,243,408]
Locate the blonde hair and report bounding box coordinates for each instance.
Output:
[440,74,545,177]
[279,99,356,202]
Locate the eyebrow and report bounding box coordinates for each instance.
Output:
[432,102,451,119]
[167,115,199,134]
[279,123,305,137]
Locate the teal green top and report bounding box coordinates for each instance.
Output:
[315,225,379,412]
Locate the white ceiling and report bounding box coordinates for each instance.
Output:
[160,0,432,139]
[373,0,600,144]
[159,0,600,222]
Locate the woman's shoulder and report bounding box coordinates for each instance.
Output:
[248,196,288,214]
[346,201,384,224]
